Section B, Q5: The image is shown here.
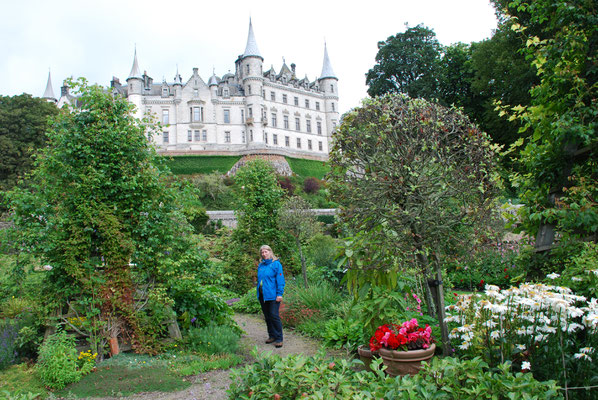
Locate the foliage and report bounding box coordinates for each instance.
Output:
[167,352,243,376]
[366,25,442,99]
[369,319,433,352]
[446,282,598,398]
[546,241,598,300]
[228,349,562,399]
[35,330,93,390]
[163,155,240,175]
[231,288,261,314]
[0,94,58,207]
[184,323,241,355]
[302,177,321,194]
[277,176,295,195]
[501,0,598,246]
[188,172,235,210]
[278,196,322,287]
[322,317,364,352]
[284,157,329,180]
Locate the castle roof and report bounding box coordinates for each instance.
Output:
[208,72,220,86]
[127,48,142,80]
[242,19,262,60]
[319,43,336,80]
[42,70,56,100]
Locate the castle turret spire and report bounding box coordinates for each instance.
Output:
[319,43,336,80]
[128,47,142,80]
[242,18,263,60]
[42,69,56,101]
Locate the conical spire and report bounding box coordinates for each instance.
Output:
[320,43,336,80]
[242,18,262,59]
[174,65,182,85]
[127,47,142,80]
[42,69,56,100]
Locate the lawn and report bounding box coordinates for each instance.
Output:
[163,155,241,175]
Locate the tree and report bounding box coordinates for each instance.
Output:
[366,25,442,99]
[328,94,502,354]
[278,196,322,287]
[8,79,192,356]
[500,0,597,251]
[0,94,57,208]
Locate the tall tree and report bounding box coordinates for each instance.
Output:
[366,25,442,99]
[0,94,57,207]
[8,79,192,356]
[328,94,502,354]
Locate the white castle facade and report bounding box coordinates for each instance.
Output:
[42,20,339,161]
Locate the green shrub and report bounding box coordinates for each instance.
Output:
[35,330,93,390]
[228,350,563,399]
[185,324,241,355]
[231,288,261,314]
[322,317,364,352]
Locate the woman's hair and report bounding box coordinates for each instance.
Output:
[259,244,278,260]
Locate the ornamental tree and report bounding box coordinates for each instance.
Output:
[328,95,502,354]
[8,79,193,356]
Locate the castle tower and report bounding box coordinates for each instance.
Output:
[173,66,183,99]
[318,43,339,140]
[238,19,265,144]
[126,48,143,119]
[42,70,57,103]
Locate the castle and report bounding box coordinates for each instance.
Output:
[42,20,339,161]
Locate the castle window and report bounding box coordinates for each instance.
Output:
[285,136,290,147]
[295,117,300,131]
[308,139,312,150]
[317,121,322,135]
[264,132,268,144]
[248,85,252,95]
[162,87,168,97]
[248,107,253,118]
[223,88,230,97]
[194,130,201,141]
[284,115,289,129]
[223,109,230,124]
[294,96,299,106]
[262,90,265,98]
[282,94,287,103]
[332,103,335,112]
[202,130,207,141]
[162,110,169,125]
[273,134,278,145]
[318,141,323,151]
[330,84,334,93]
[163,131,169,143]
[225,131,231,143]
[306,119,312,133]
[241,109,245,123]
[271,113,277,128]
[246,65,250,74]
[193,107,202,122]
[194,89,199,97]
[187,130,192,142]
[242,131,246,143]
[305,99,310,108]
[270,91,275,101]
[315,101,320,111]
[297,138,301,148]
[250,130,254,141]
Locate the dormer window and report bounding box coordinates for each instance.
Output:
[223,88,230,97]
[162,87,168,97]
[194,89,199,97]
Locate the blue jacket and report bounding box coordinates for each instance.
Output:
[257,258,285,301]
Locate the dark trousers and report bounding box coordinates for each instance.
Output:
[259,291,283,342]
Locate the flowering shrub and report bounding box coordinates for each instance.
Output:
[369,319,433,352]
[446,282,598,399]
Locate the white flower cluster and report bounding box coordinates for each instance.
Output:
[446,283,598,357]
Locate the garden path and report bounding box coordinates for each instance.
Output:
[93,313,334,400]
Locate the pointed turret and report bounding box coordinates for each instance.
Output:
[319,43,336,80]
[42,70,57,102]
[174,65,182,86]
[242,18,263,60]
[127,47,142,80]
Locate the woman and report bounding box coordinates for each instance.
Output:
[256,244,285,348]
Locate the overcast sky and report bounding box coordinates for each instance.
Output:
[1,0,498,114]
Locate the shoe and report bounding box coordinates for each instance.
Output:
[274,342,283,348]
[265,338,276,344]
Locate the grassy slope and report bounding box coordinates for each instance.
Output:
[163,155,329,179]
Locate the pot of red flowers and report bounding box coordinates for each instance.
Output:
[369,318,435,376]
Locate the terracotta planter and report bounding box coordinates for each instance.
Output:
[357,345,378,372]
[378,343,435,376]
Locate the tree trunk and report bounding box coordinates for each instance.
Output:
[433,256,451,356]
[297,237,309,288]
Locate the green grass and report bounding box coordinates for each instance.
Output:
[54,364,190,398]
[0,363,48,399]
[285,157,330,179]
[163,155,241,175]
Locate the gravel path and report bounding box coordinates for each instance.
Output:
[93,313,335,400]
